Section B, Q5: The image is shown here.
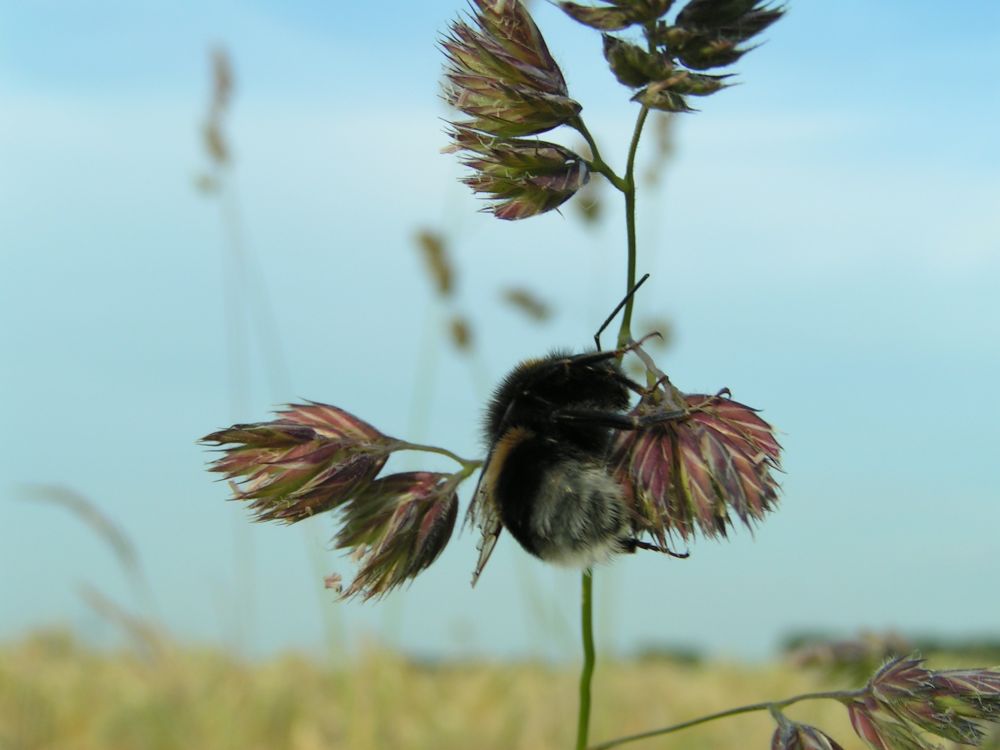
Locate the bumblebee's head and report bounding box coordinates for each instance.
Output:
[484,351,631,442]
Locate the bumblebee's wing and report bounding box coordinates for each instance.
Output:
[471,509,502,588]
[466,450,503,587]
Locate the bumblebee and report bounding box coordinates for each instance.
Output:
[468,344,686,583]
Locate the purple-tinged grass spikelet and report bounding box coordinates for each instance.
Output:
[612,380,781,547]
[848,655,1000,749]
[448,125,590,219]
[442,0,579,138]
[771,720,846,750]
[201,403,399,524]
[336,472,460,600]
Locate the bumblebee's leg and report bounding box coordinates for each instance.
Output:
[551,407,686,431]
[620,538,689,559]
[548,359,646,396]
[612,371,647,396]
[593,273,651,350]
[551,349,620,367]
[565,334,662,370]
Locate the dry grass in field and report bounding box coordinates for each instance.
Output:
[0,629,874,750]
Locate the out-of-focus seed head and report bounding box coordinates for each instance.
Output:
[675,0,751,24]
[556,2,634,31]
[573,0,782,109]
[662,0,784,70]
[442,0,580,138]
[787,631,913,684]
[637,318,673,350]
[643,111,676,185]
[203,122,229,165]
[201,403,398,524]
[415,229,453,298]
[449,314,474,351]
[557,1,675,31]
[501,287,553,321]
[602,35,675,88]
[201,48,234,168]
[612,380,781,547]
[771,721,846,750]
[210,47,233,113]
[448,126,590,219]
[335,472,459,600]
[602,28,732,112]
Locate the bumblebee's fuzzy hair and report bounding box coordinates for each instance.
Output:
[484,350,630,445]
[479,350,635,567]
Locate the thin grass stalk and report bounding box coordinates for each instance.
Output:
[577,90,652,749]
[590,689,864,750]
[576,569,596,750]
[616,105,650,349]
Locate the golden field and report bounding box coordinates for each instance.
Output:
[1,629,880,750]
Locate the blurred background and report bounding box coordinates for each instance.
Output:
[2,0,998,729]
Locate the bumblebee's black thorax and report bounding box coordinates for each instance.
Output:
[484,351,630,446]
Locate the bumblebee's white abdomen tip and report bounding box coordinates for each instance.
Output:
[543,538,623,569]
[529,462,630,567]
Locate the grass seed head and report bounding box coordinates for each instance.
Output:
[201,403,398,524]
[336,472,460,600]
[771,721,846,750]
[448,126,590,219]
[613,385,781,546]
[442,0,579,138]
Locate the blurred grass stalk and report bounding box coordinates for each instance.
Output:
[197,47,306,656]
[20,485,151,609]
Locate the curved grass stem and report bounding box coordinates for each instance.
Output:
[571,117,627,192]
[589,689,863,750]
[393,441,483,474]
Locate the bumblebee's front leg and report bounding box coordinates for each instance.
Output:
[551,407,687,432]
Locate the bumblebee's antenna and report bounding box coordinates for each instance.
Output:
[593,273,650,351]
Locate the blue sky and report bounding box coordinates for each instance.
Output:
[2,0,998,661]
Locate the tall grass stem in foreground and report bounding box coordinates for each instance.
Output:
[571,90,651,749]
[577,569,596,750]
